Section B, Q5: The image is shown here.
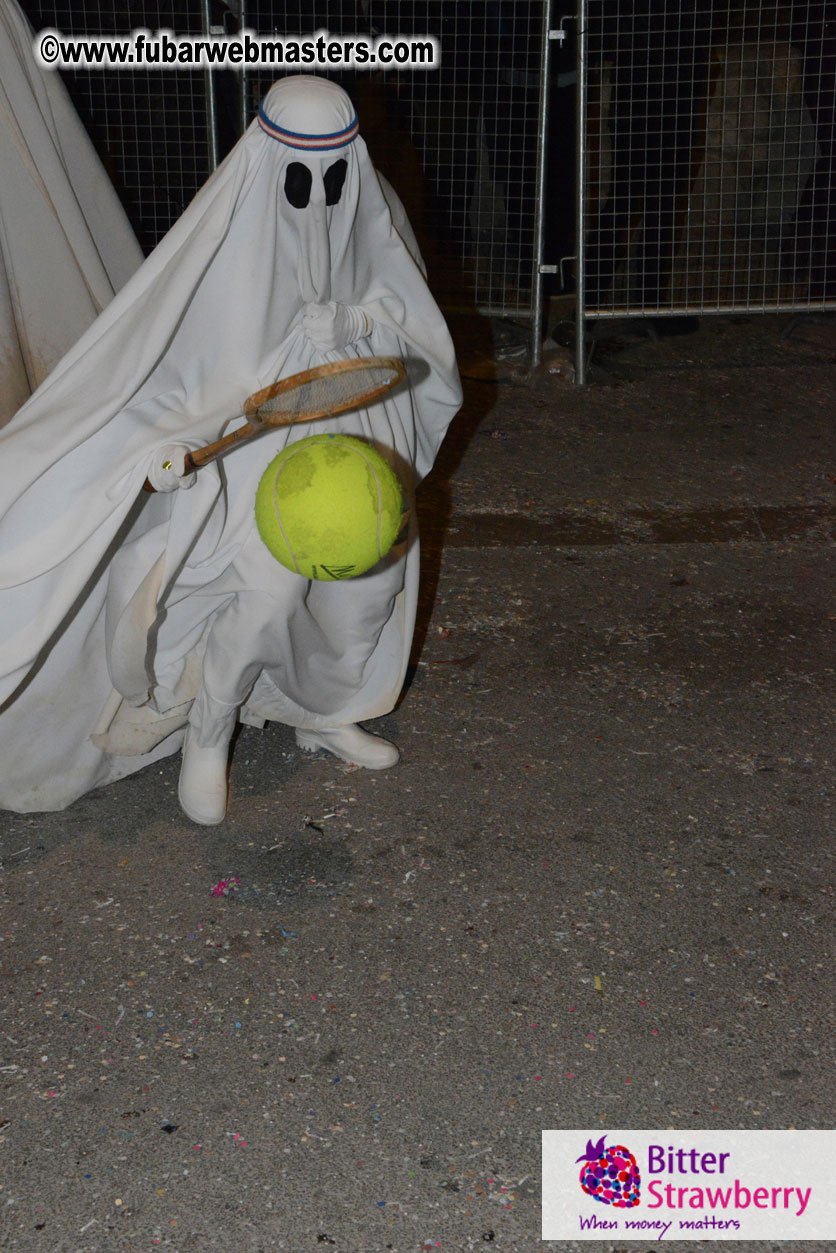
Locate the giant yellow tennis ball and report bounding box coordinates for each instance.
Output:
[255,433,403,580]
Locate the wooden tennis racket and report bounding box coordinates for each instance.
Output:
[143,355,406,491]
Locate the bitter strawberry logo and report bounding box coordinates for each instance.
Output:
[577,1135,641,1207]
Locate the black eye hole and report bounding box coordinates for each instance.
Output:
[324,158,348,206]
[285,162,312,209]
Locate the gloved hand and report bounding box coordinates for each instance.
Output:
[302,301,373,352]
[146,444,198,493]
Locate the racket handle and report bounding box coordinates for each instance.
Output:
[188,421,262,467]
[142,424,259,492]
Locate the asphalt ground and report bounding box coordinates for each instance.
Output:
[1,312,835,1252]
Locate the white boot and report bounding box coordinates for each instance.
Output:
[178,727,230,825]
[295,723,399,770]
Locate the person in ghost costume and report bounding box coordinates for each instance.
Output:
[0,0,143,424]
[0,74,461,824]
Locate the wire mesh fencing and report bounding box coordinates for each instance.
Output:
[578,0,836,368]
[20,1,215,254]
[19,1,549,328]
[242,2,548,319]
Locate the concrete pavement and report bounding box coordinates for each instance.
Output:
[1,313,835,1251]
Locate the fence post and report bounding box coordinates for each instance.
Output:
[202,0,220,171]
[239,0,252,135]
[575,0,587,385]
[531,0,555,370]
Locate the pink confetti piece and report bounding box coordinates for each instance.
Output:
[211,876,240,898]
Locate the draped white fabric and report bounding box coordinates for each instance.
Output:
[0,75,461,812]
[0,0,143,425]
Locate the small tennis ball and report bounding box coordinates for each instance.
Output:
[255,433,403,580]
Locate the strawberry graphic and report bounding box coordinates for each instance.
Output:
[576,1135,641,1207]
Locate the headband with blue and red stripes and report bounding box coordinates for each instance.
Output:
[257,105,359,150]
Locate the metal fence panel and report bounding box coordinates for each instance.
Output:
[242,2,548,321]
[20,1,549,333]
[20,1,214,254]
[577,0,836,378]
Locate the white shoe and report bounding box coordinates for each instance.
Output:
[295,724,399,770]
[178,728,230,825]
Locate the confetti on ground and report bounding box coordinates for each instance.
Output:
[211,875,240,898]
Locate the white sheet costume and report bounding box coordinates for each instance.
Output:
[0,75,461,818]
[0,0,142,424]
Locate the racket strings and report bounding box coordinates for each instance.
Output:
[252,361,403,422]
